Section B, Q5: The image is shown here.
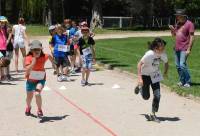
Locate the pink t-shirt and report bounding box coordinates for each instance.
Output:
[175,20,195,51]
[0,29,7,50]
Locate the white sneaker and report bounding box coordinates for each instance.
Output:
[62,75,69,81]
[57,75,63,82]
[183,83,191,88]
[177,82,183,87]
[81,80,86,86]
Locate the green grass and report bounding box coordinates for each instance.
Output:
[26,25,49,36]
[96,36,200,97]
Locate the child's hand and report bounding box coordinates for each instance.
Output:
[31,57,37,66]
[93,58,96,64]
[138,77,143,86]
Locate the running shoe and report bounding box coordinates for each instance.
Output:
[37,110,43,117]
[57,75,63,82]
[62,75,69,81]
[81,80,86,86]
[25,107,31,116]
[134,85,142,94]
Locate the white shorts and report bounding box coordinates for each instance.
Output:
[13,41,25,49]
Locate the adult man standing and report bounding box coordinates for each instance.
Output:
[169,9,195,88]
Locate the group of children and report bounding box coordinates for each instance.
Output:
[24,19,96,117]
[0,17,169,122]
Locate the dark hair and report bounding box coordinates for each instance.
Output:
[148,38,166,50]
[18,18,25,25]
[26,50,45,57]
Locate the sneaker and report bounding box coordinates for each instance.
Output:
[183,83,191,88]
[177,82,183,87]
[37,110,43,117]
[134,85,142,95]
[6,75,14,82]
[70,70,76,74]
[62,75,69,81]
[149,114,160,123]
[81,80,86,86]
[57,75,63,82]
[25,107,31,116]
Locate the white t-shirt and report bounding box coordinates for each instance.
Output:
[141,50,168,76]
[13,24,26,43]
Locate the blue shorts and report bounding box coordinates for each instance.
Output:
[81,54,93,69]
[26,80,46,92]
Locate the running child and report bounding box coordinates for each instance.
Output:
[77,27,96,86]
[134,37,169,122]
[48,25,57,74]
[25,40,54,117]
[51,26,70,82]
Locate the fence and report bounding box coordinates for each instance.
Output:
[102,16,200,29]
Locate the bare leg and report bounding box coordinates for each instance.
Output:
[14,48,19,73]
[26,92,34,108]
[35,83,43,111]
[20,47,26,70]
[86,69,90,82]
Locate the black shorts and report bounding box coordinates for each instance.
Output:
[54,57,70,67]
[0,50,6,57]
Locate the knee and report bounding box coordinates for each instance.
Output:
[35,89,41,96]
[142,95,150,100]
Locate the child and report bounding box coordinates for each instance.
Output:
[6,25,14,81]
[25,40,54,117]
[134,38,169,122]
[77,27,96,86]
[51,26,70,82]
[48,25,57,74]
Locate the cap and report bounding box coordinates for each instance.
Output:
[29,40,43,50]
[49,25,56,30]
[174,9,187,16]
[0,16,8,22]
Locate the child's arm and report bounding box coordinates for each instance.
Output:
[163,62,169,78]
[91,45,96,63]
[137,60,143,86]
[48,54,56,68]
[26,57,36,75]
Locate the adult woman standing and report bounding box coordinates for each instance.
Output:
[11,18,29,73]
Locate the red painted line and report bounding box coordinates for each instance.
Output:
[53,89,118,136]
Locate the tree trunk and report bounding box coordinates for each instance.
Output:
[90,0,103,30]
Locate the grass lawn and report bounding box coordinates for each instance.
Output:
[26,25,49,36]
[95,36,200,97]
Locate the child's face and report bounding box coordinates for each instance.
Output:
[32,48,42,58]
[82,31,89,37]
[155,44,165,54]
[0,21,6,28]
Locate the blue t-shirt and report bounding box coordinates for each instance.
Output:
[69,27,78,38]
[52,34,68,58]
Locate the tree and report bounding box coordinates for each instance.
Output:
[90,0,103,29]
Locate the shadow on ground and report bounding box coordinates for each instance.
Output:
[141,114,181,122]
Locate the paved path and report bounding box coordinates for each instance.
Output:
[0,35,200,136]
